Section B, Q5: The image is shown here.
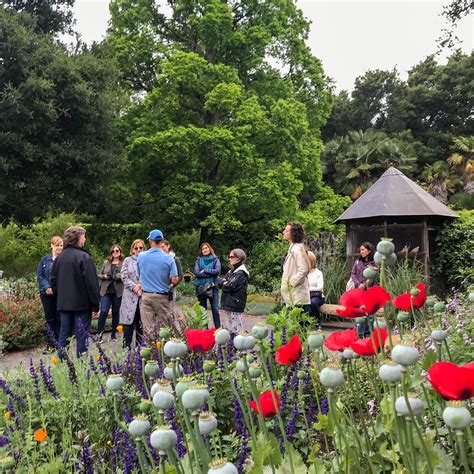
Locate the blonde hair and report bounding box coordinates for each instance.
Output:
[50,235,63,246]
[308,251,317,270]
[129,239,147,255]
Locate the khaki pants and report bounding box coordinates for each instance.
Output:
[140,293,174,339]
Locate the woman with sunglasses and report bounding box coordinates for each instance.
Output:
[220,248,249,336]
[119,240,146,349]
[97,244,124,341]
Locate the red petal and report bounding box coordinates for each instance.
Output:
[363,286,390,314]
[324,329,358,351]
[427,362,474,400]
[339,289,366,308]
[336,306,365,318]
[185,329,216,352]
[275,335,302,365]
[351,328,388,356]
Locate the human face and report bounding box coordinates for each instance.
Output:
[201,244,211,256]
[78,233,86,248]
[282,224,292,243]
[111,247,121,260]
[159,242,170,254]
[51,241,63,257]
[228,253,239,265]
[359,245,370,259]
[133,243,145,256]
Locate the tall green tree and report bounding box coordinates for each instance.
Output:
[0,7,122,223]
[108,0,334,243]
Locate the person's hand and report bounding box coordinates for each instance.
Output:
[358,283,365,290]
[45,288,53,295]
[92,311,99,318]
[133,283,141,295]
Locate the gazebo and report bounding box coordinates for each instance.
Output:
[334,167,459,281]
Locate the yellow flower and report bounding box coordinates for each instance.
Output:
[117,325,123,333]
[51,356,58,365]
[4,411,11,421]
[96,355,101,361]
[107,440,112,446]
[156,341,161,350]
[34,428,47,443]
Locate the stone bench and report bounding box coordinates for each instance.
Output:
[320,304,384,316]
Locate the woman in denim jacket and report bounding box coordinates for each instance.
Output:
[37,236,63,349]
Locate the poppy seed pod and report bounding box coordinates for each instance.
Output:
[395,395,424,417]
[233,333,256,351]
[374,252,385,265]
[248,363,261,379]
[431,329,448,342]
[433,302,445,313]
[342,348,357,360]
[0,456,15,470]
[442,401,471,429]
[385,252,397,266]
[153,390,175,411]
[376,239,395,256]
[138,399,153,414]
[251,323,269,340]
[468,292,474,303]
[396,312,410,323]
[150,425,177,454]
[363,266,378,280]
[181,385,209,411]
[151,379,172,397]
[144,361,159,377]
[391,343,420,366]
[163,363,183,381]
[375,318,387,329]
[307,332,325,349]
[159,328,171,339]
[164,339,188,359]
[175,376,196,398]
[128,416,151,438]
[236,360,246,373]
[208,458,238,474]
[140,347,151,360]
[426,297,437,308]
[319,365,344,389]
[215,328,231,345]
[106,374,124,392]
[199,412,218,436]
[379,361,403,383]
[410,288,420,297]
[203,361,216,373]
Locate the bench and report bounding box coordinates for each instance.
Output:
[320,303,384,316]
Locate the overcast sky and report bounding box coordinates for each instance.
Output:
[72,0,473,92]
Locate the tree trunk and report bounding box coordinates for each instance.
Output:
[199,227,209,246]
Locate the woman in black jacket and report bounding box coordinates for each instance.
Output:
[221,248,249,336]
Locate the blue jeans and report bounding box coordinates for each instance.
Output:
[198,287,221,328]
[355,314,375,338]
[98,294,122,338]
[310,295,325,326]
[59,310,92,358]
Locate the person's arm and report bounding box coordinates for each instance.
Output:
[82,257,100,312]
[37,258,49,293]
[169,259,179,287]
[51,258,58,295]
[194,258,206,278]
[289,248,309,287]
[350,261,363,287]
[315,270,324,292]
[203,257,221,276]
[175,257,183,284]
[222,271,247,292]
[121,259,136,291]
[98,261,110,280]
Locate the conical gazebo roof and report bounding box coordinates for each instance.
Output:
[335,167,459,223]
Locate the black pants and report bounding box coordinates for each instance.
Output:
[40,293,60,347]
[310,294,325,325]
[197,287,221,328]
[123,304,143,349]
[98,294,122,338]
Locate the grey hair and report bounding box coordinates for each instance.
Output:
[232,248,247,263]
[63,226,86,247]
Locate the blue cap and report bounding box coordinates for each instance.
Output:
[147,229,164,241]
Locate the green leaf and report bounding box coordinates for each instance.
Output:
[422,351,437,371]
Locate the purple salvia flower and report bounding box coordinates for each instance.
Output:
[0,377,26,409]
[77,439,94,474]
[28,359,42,404]
[166,406,186,458]
[236,438,251,473]
[0,435,9,447]
[281,325,287,345]
[39,359,59,398]
[320,397,329,415]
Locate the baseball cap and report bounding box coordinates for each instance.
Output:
[147,229,164,241]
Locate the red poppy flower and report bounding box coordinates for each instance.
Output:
[249,390,281,418]
[350,328,388,356]
[336,286,391,318]
[324,329,359,351]
[275,335,302,365]
[185,329,215,352]
[426,362,474,400]
[392,282,426,311]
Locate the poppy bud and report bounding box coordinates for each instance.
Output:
[442,401,471,429]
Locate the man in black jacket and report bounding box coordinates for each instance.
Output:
[51,226,100,358]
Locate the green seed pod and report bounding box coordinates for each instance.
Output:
[433,302,445,313]
[199,412,218,437]
[395,395,424,417]
[468,292,474,303]
[144,360,159,377]
[297,370,306,379]
[248,364,261,379]
[363,266,378,280]
[374,252,385,265]
[233,334,256,351]
[319,366,344,389]
[307,332,324,349]
[164,339,188,359]
[385,252,397,266]
[140,347,151,360]
[151,379,172,397]
[106,374,124,392]
[203,361,216,373]
[426,297,437,308]
[175,376,196,398]
[235,360,246,374]
[0,456,15,470]
[342,348,357,360]
[153,390,175,411]
[442,402,471,429]
[163,363,183,381]
[410,288,420,297]
[138,399,153,414]
[251,323,269,340]
[431,329,448,342]
[391,343,420,367]
[378,361,402,383]
[150,425,177,454]
[396,312,410,323]
[215,328,231,345]
[128,416,151,438]
[355,317,366,325]
[159,328,171,340]
[377,239,395,256]
[182,385,209,411]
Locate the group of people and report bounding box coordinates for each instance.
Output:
[37,222,377,358]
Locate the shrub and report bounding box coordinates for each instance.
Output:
[434,210,474,290]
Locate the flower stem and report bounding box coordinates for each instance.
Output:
[455,430,471,473]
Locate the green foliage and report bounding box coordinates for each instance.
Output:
[0,6,122,223]
[434,210,474,289]
[182,302,209,329]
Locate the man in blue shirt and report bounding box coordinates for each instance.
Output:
[137,229,179,338]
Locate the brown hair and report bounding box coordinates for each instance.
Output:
[199,242,216,257]
[108,244,124,262]
[63,226,86,247]
[50,235,63,246]
[286,222,305,243]
[129,239,146,255]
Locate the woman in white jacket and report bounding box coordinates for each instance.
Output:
[307,251,324,330]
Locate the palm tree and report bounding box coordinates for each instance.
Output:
[422,161,457,204]
[447,136,473,193]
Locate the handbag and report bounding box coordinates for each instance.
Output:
[197,283,214,298]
